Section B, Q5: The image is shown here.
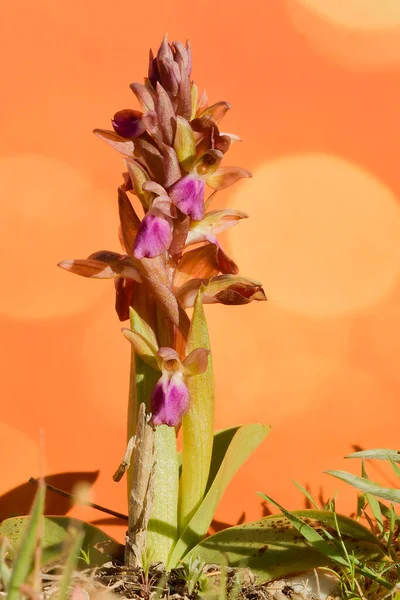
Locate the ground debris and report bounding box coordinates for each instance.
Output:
[0,562,340,600]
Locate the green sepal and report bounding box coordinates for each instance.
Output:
[122,328,159,371]
[174,116,196,172]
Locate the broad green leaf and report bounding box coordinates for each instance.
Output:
[205,427,241,493]
[185,509,388,584]
[6,480,45,600]
[147,425,179,565]
[0,516,122,568]
[346,449,400,463]
[326,470,400,505]
[177,426,240,478]
[179,290,215,533]
[169,423,269,567]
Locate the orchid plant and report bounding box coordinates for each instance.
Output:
[58,34,267,566]
[54,36,390,582]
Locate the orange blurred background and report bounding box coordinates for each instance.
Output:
[1,0,400,539]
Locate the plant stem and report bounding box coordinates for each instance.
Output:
[179,292,215,533]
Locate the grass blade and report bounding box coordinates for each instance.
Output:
[57,526,85,600]
[346,449,400,463]
[259,494,391,589]
[7,480,45,600]
[326,470,400,505]
[292,480,320,509]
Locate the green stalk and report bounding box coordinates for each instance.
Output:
[179,291,214,532]
[147,425,179,564]
[126,304,179,565]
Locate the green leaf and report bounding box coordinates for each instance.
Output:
[361,461,383,533]
[260,495,391,588]
[346,448,400,463]
[326,470,400,505]
[177,426,240,481]
[185,508,388,584]
[147,425,179,565]
[389,457,400,478]
[179,290,215,533]
[6,480,45,600]
[292,480,320,510]
[169,423,269,567]
[0,516,122,569]
[129,306,159,349]
[205,427,241,493]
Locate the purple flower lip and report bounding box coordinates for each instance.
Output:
[169,176,205,221]
[151,372,189,427]
[133,210,173,259]
[112,109,146,139]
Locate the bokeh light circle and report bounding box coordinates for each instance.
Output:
[229,153,400,316]
[287,0,400,68]
[292,0,400,30]
[0,154,118,319]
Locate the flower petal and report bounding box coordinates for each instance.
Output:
[151,372,190,427]
[174,245,220,289]
[172,41,191,77]
[122,327,159,370]
[133,211,173,259]
[112,109,146,139]
[174,116,196,171]
[190,82,198,121]
[93,129,134,156]
[162,143,182,188]
[206,166,252,190]
[155,82,176,146]
[195,89,208,117]
[118,187,141,254]
[176,71,192,120]
[204,275,267,304]
[124,159,152,209]
[186,209,248,246]
[198,101,231,124]
[215,245,239,275]
[58,252,143,281]
[176,275,267,308]
[182,348,210,377]
[169,212,190,257]
[169,175,205,221]
[134,138,165,184]
[129,82,156,112]
[115,278,135,321]
[193,150,223,178]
